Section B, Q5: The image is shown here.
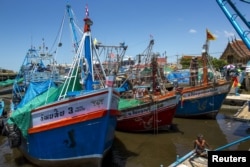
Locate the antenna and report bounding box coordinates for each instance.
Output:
[30,35,33,49]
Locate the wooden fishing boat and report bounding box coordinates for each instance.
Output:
[117,90,178,132]
[169,135,250,167]
[4,5,120,167]
[0,69,16,81]
[175,79,231,119]
[175,30,232,119]
[116,39,179,132]
[169,149,208,167]
[11,39,62,111]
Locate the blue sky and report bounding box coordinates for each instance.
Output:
[0,0,249,72]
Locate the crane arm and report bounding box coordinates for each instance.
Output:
[216,0,250,50]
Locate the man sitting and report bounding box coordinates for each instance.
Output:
[194,134,210,157]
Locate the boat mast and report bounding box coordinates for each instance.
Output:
[202,28,218,85]
[83,7,94,90]
[58,5,94,99]
[66,4,82,52]
[202,41,209,85]
[151,55,158,94]
[135,39,154,83]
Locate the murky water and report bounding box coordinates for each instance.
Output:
[1,107,250,167]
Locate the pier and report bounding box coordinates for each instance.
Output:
[233,102,250,122]
[223,93,250,106]
[222,93,250,121]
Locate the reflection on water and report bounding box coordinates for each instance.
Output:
[216,108,250,150]
[1,108,250,167]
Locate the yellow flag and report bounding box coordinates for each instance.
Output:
[93,38,98,45]
[206,29,216,40]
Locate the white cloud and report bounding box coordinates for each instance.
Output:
[189,29,197,33]
[224,30,235,38]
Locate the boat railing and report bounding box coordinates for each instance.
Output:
[214,135,250,151]
[29,71,60,83]
[168,150,196,167]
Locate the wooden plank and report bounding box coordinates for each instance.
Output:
[233,102,250,121]
[226,94,250,100]
[224,94,250,106]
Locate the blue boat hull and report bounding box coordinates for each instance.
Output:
[175,82,231,118]
[19,114,117,167]
[176,92,228,118]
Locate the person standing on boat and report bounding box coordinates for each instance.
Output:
[194,134,209,157]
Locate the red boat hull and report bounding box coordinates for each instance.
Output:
[117,95,177,132]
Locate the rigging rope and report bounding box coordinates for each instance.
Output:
[49,10,66,55]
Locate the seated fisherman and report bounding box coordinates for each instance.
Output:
[194,134,209,157]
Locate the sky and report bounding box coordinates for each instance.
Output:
[0,0,249,72]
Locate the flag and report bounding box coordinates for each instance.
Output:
[106,76,115,87]
[206,29,216,40]
[93,38,98,45]
[109,53,115,58]
[85,5,89,17]
[232,76,239,88]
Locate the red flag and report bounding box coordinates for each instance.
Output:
[109,53,115,59]
[232,76,239,87]
[206,29,216,40]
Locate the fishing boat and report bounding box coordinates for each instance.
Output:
[116,39,179,132]
[0,69,18,95]
[117,88,178,132]
[4,6,120,167]
[174,30,232,119]
[169,135,250,167]
[11,39,62,111]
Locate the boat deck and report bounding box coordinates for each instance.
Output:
[168,150,208,167]
[226,94,250,101]
[175,155,208,167]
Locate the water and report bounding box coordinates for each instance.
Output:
[1,107,250,167]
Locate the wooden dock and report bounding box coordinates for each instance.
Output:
[233,102,250,122]
[223,93,250,106]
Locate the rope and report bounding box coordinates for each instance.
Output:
[49,9,66,55]
[153,98,159,135]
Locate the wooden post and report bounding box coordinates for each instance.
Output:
[202,42,209,85]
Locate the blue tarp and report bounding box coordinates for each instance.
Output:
[167,70,190,84]
[166,69,215,84]
[17,80,56,109]
[115,81,132,93]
